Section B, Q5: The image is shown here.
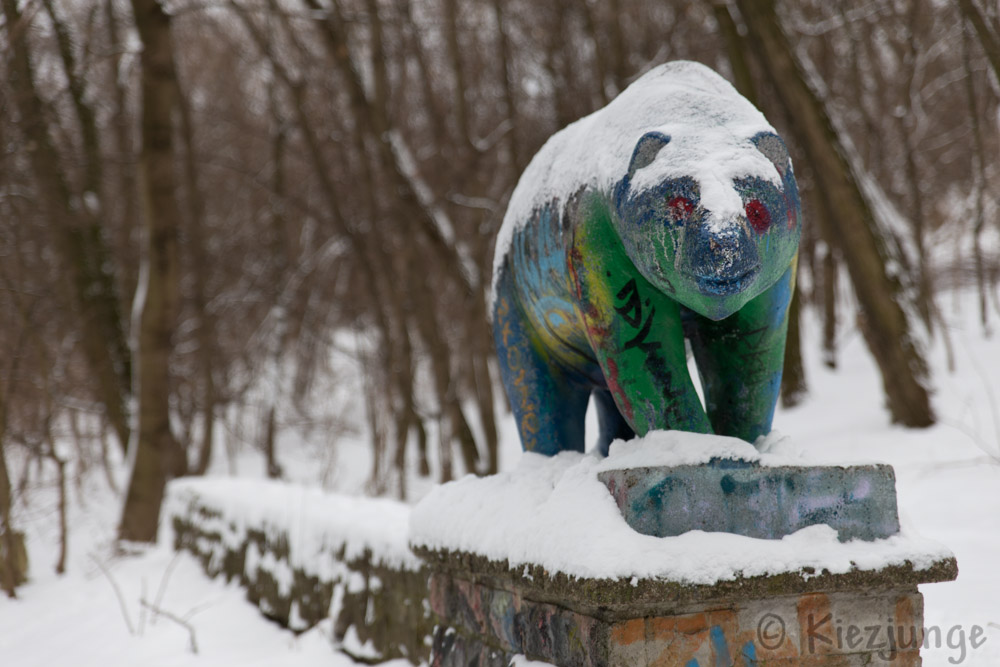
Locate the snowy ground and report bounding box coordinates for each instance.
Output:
[1,289,999,666]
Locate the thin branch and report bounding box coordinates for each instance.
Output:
[140,598,199,654]
[90,555,135,636]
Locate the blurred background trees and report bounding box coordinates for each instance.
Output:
[0,0,998,559]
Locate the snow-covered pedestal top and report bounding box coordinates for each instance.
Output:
[408,430,955,590]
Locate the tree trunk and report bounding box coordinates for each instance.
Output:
[471,338,500,474]
[895,6,935,335]
[822,243,839,370]
[734,0,934,427]
[119,0,186,543]
[607,0,629,94]
[490,0,522,175]
[264,405,282,479]
[442,0,473,152]
[177,78,218,476]
[781,281,807,408]
[105,0,142,307]
[0,435,28,597]
[713,1,758,105]
[579,1,610,107]
[0,355,27,594]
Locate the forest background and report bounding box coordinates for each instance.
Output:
[1,0,999,593]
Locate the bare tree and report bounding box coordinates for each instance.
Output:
[1,0,132,455]
[119,0,187,543]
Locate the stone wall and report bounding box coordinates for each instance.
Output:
[418,546,958,666]
[163,478,433,664]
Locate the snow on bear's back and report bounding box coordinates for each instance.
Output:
[495,61,778,273]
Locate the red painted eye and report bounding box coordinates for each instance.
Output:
[745,199,771,234]
[667,196,693,225]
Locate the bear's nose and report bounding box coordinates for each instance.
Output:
[695,224,752,273]
[686,219,760,295]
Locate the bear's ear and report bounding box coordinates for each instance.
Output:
[626,131,671,180]
[751,132,791,178]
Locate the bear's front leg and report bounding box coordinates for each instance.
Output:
[570,202,711,439]
[683,262,796,443]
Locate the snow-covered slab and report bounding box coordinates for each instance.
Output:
[409,430,955,588]
[163,478,432,662]
[164,477,420,573]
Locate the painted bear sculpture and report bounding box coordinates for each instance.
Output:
[491,61,801,456]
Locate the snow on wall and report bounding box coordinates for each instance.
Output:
[409,429,955,584]
[163,477,420,573]
[162,477,431,664]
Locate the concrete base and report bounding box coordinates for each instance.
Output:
[420,549,957,667]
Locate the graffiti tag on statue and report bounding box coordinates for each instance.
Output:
[491,61,801,455]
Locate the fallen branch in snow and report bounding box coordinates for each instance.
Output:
[140,598,199,654]
[90,555,135,636]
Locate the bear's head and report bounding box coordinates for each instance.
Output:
[611,130,801,321]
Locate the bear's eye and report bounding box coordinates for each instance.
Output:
[745,199,771,234]
[666,196,694,225]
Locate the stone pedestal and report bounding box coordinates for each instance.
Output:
[419,549,956,666]
[409,439,960,667]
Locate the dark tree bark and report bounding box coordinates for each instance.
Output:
[0,330,28,595]
[0,437,27,597]
[442,0,473,152]
[781,281,807,408]
[491,0,522,175]
[119,0,187,543]
[607,0,629,93]
[713,1,757,104]
[821,243,839,369]
[264,406,282,479]
[734,0,934,427]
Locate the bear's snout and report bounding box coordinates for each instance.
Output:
[686,220,760,296]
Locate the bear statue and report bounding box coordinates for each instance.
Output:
[491,61,801,456]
